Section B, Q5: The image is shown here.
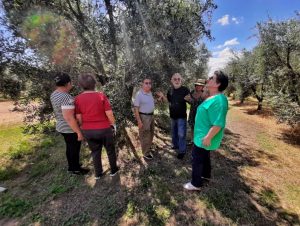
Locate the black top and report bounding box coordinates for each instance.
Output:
[167,86,190,119]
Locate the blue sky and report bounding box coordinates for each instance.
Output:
[206,0,300,75]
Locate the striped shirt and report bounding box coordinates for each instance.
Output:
[50,90,75,133]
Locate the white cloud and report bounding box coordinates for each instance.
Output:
[216,38,240,49]
[224,38,240,46]
[217,15,229,26]
[232,17,243,24]
[232,17,239,24]
[208,47,241,76]
[217,15,243,26]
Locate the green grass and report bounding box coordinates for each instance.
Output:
[125,200,136,218]
[0,125,30,154]
[0,123,58,181]
[29,160,55,178]
[258,188,279,209]
[0,166,19,181]
[0,195,33,218]
[7,140,34,159]
[62,212,91,226]
[256,132,276,151]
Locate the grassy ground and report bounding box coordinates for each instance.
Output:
[0,100,300,225]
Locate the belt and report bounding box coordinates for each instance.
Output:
[139,112,154,115]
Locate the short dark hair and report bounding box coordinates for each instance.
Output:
[142,77,151,83]
[54,72,71,86]
[214,70,228,92]
[78,73,96,90]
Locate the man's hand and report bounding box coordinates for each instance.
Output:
[77,132,84,141]
[202,135,211,147]
[184,94,192,102]
[138,120,143,129]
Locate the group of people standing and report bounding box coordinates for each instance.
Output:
[50,73,118,179]
[133,71,228,191]
[51,70,229,191]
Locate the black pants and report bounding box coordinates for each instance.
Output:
[61,133,81,171]
[191,145,211,187]
[82,128,118,177]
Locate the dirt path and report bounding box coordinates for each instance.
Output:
[0,101,24,126]
[225,100,300,217]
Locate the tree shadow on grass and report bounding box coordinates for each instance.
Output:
[1,127,299,225]
[277,126,300,146]
[201,128,300,225]
[243,108,274,118]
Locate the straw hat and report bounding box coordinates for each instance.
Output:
[194,78,206,86]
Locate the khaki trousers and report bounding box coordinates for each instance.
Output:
[139,114,154,156]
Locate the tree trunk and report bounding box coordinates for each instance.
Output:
[104,0,118,68]
[257,98,263,111]
[251,85,263,111]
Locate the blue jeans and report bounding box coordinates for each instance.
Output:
[171,118,187,154]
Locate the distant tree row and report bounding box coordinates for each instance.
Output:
[0,0,216,133]
[224,15,300,126]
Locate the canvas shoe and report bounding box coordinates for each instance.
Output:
[183,182,201,191]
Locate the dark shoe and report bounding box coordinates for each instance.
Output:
[177,153,185,159]
[95,173,103,180]
[95,176,101,180]
[110,168,119,177]
[68,167,90,175]
[143,154,153,160]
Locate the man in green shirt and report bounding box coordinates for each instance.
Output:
[184,70,229,191]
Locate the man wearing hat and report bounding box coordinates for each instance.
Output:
[50,72,89,175]
[184,78,206,140]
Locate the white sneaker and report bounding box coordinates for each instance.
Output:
[0,187,7,192]
[183,182,201,191]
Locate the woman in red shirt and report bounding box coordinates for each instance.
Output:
[75,73,118,179]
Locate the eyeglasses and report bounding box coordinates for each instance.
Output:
[144,82,152,85]
[173,78,181,81]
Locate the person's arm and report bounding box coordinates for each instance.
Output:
[76,114,82,126]
[134,107,143,129]
[105,110,117,133]
[62,109,84,141]
[105,110,115,125]
[202,126,221,146]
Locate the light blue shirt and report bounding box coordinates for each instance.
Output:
[133,89,155,113]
